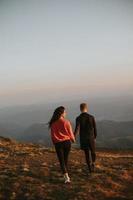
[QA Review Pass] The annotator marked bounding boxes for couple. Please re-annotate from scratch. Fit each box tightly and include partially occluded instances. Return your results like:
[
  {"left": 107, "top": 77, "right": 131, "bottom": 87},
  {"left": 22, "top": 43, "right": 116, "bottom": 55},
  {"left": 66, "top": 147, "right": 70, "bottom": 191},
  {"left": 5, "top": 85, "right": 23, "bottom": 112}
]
[{"left": 48, "top": 103, "right": 97, "bottom": 184}]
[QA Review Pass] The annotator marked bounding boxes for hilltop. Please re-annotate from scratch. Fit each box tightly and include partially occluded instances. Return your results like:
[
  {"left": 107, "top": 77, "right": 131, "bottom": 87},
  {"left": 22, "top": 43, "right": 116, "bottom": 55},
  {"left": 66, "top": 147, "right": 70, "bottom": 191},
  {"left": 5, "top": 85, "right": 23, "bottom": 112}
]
[{"left": 0, "top": 136, "right": 133, "bottom": 200}]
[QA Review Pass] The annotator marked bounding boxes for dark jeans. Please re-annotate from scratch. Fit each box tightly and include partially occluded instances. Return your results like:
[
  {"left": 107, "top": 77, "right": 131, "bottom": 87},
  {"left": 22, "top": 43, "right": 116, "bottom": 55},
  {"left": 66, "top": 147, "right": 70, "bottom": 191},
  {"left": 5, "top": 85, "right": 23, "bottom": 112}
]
[
  {"left": 55, "top": 140, "right": 71, "bottom": 174},
  {"left": 83, "top": 139, "right": 96, "bottom": 168}
]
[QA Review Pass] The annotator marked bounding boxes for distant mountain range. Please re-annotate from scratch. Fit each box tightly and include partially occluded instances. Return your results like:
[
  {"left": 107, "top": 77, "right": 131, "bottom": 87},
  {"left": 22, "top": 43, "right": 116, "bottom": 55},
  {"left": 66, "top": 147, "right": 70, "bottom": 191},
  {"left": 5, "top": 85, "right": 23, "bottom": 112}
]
[
  {"left": 96, "top": 120, "right": 133, "bottom": 149},
  {"left": 0, "top": 97, "right": 133, "bottom": 149},
  {"left": 0, "top": 96, "right": 133, "bottom": 126},
  {"left": 0, "top": 120, "right": 133, "bottom": 149}
]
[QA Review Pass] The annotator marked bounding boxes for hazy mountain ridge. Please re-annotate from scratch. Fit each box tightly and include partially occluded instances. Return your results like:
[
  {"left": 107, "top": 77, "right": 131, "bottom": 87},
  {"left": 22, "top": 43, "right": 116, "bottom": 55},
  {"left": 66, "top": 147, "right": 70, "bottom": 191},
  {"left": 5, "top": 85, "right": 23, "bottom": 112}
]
[
  {"left": 96, "top": 120, "right": 133, "bottom": 149},
  {"left": 0, "top": 120, "right": 133, "bottom": 149},
  {"left": 0, "top": 98, "right": 133, "bottom": 149},
  {"left": 0, "top": 96, "right": 133, "bottom": 126}
]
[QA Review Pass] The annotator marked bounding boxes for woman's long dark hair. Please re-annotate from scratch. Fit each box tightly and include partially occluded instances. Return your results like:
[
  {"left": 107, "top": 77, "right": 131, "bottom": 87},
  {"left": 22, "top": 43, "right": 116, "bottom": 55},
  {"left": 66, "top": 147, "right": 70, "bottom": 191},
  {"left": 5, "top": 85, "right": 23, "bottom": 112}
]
[{"left": 48, "top": 106, "right": 65, "bottom": 128}]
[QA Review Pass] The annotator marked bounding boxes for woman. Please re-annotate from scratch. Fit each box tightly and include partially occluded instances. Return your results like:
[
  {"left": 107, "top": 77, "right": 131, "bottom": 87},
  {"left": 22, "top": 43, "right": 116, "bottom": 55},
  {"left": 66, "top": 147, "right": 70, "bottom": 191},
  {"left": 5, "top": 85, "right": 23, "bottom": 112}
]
[{"left": 49, "top": 106, "right": 75, "bottom": 183}]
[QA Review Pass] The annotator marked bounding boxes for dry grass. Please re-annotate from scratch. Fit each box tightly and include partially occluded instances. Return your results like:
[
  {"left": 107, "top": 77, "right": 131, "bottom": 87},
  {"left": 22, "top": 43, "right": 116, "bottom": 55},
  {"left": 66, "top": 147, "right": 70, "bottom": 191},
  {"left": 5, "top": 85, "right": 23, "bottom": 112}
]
[{"left": 0, "top": 138, "right": 133, "bottom": 200}]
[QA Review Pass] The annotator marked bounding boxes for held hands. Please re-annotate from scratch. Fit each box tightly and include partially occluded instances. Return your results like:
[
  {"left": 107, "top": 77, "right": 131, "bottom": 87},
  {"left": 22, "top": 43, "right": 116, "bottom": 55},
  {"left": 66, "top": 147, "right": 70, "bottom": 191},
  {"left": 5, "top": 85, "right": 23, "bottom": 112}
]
[{"left": 71, "top": 137, "right": 76, "bottom": 143}]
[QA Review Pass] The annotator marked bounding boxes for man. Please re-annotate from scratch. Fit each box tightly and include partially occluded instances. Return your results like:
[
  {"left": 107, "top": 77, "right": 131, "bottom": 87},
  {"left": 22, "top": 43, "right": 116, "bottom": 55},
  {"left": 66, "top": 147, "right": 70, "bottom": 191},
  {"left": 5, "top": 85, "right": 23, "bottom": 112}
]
[{"left": 74, "top": 103, "right": 97, "bottom": 173}]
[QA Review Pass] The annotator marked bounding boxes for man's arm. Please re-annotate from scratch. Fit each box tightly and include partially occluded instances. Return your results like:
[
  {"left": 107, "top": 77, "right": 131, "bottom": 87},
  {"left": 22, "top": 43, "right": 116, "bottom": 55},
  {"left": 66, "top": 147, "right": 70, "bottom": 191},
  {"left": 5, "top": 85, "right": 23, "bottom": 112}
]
[
  {"left": 74, "top": 117, "right": 80, "bottom": 137},
  {"left": 92, "top": 116, "right": 97, "bottom": 138}
]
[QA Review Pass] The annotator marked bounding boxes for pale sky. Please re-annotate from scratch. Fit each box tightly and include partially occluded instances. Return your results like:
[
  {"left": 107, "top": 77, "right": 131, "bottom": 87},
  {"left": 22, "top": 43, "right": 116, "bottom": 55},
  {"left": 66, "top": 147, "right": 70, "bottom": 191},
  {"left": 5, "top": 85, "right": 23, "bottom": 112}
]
[{"left": 0, "top": 0, "right": 133, "bottom": 107}]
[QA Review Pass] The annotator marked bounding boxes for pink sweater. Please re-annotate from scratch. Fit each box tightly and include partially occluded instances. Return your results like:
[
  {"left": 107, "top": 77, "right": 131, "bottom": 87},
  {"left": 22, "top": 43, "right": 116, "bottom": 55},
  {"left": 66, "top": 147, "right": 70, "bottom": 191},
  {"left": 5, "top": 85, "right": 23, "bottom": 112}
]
[{"left": 50, "top": 118, "right": 75, "bottom": 144}]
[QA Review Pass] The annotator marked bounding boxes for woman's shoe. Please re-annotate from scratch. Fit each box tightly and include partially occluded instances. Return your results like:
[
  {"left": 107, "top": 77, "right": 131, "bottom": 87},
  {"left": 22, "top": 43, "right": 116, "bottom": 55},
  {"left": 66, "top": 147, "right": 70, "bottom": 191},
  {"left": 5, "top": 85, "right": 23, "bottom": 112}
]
[{"left": 64, "top": 173, "right": 71, "bottom": 184}]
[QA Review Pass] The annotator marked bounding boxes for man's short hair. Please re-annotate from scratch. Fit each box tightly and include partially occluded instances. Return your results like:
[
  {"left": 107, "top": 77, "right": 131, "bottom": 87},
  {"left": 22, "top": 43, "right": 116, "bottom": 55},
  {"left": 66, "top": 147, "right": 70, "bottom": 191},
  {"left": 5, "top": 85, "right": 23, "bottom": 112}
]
[{"left": 80, "top": 103, "right": 87, "bottom": 111}]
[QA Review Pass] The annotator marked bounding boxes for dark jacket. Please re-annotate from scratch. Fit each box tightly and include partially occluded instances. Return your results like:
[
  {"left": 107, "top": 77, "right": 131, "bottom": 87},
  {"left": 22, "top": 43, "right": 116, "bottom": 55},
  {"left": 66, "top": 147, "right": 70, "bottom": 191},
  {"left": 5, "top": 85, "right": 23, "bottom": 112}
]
[{"left": 74, "top": 112, "right": 97, "bottom": 146}]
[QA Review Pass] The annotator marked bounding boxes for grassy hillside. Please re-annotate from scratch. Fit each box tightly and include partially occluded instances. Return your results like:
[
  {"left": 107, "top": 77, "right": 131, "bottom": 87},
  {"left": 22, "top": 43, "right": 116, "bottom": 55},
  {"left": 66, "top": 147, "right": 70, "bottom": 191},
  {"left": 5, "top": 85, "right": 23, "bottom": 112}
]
[{"left": 0, "top": 136, "right": 133, "bottom": 200}]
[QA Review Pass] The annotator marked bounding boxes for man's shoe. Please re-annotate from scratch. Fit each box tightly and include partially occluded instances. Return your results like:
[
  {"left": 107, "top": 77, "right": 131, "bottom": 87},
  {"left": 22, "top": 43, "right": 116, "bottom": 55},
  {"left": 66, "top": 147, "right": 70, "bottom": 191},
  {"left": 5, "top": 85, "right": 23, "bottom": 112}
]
[
  {"left": 88, "top": 165, "right": 92, "bottom": 173},
  {"left": 91, "top": 163, "right": 95, "bottom": 172}
]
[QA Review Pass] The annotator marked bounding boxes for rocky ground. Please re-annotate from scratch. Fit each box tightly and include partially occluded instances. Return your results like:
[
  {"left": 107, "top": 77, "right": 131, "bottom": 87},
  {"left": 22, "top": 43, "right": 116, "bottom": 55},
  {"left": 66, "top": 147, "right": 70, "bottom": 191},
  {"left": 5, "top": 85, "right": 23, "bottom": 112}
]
[{"left": 0, "top": 136, "right": 133, "bottom": 200}]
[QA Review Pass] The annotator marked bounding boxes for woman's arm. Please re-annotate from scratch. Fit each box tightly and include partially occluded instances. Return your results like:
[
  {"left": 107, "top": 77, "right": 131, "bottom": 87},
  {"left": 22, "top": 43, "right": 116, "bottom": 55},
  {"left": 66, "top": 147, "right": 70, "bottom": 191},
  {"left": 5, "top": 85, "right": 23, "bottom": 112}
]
[{"left": 66, "top": 121, "right": 75, "bottom": 142}]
